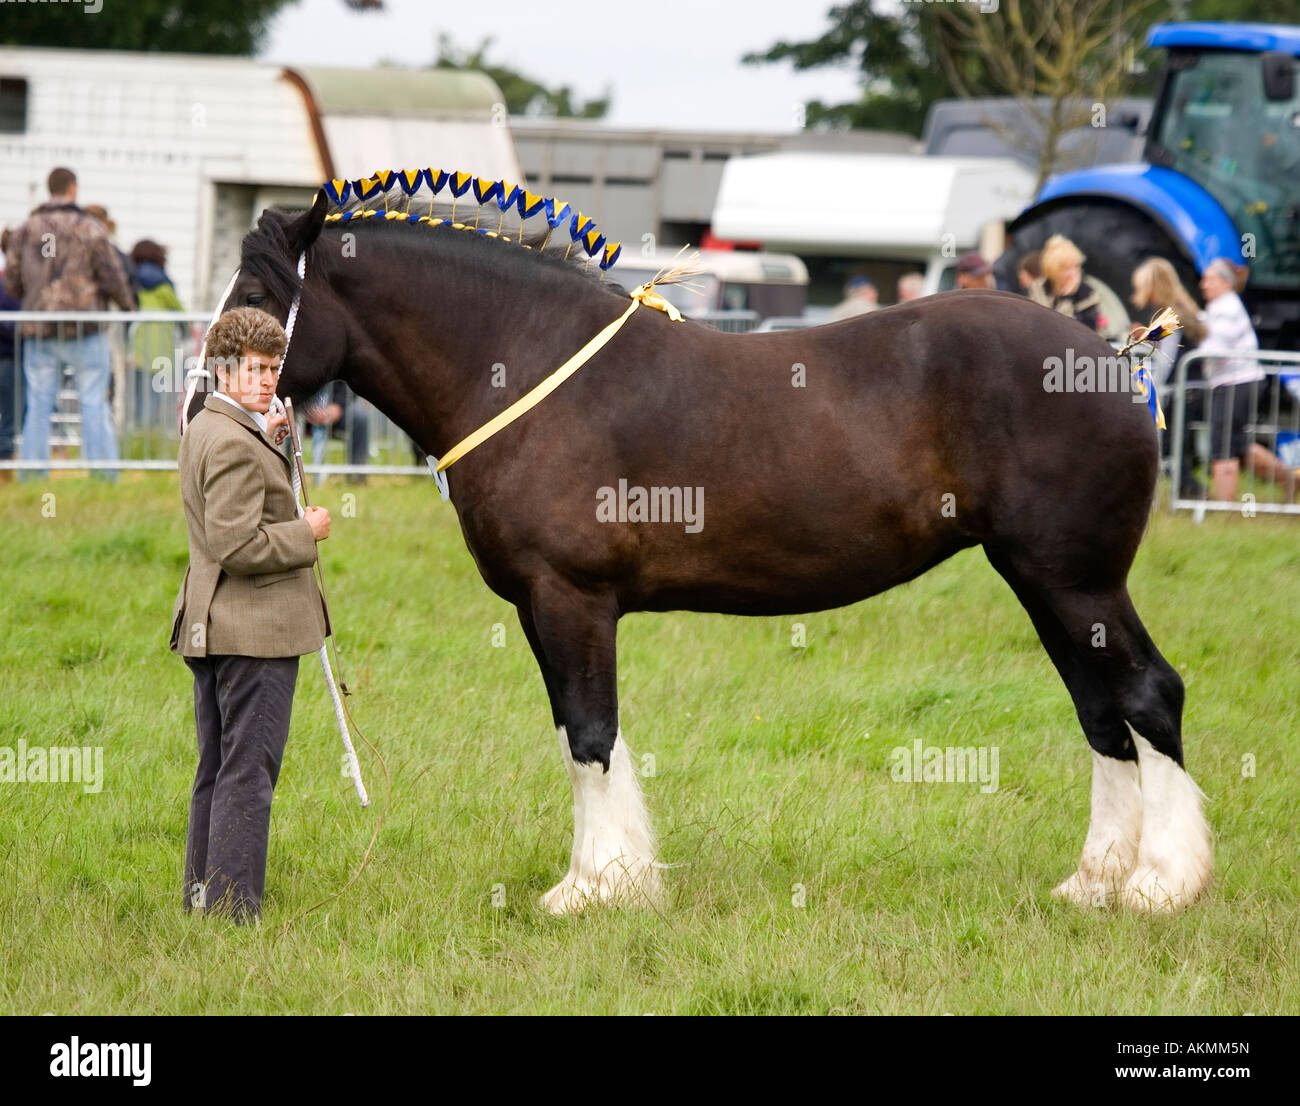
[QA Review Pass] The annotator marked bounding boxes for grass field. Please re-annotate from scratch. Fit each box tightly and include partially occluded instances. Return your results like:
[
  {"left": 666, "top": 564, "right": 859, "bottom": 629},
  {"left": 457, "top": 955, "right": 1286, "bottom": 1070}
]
[{"left": 0, "top": 474, "right": 1296, "bottom": 1015}]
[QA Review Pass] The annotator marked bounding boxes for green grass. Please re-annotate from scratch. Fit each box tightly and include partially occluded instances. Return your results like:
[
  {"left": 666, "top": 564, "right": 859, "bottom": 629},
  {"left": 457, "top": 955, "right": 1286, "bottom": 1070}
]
[{"left": 0, "top": 475, "right": 1296, "bottom": 1014}]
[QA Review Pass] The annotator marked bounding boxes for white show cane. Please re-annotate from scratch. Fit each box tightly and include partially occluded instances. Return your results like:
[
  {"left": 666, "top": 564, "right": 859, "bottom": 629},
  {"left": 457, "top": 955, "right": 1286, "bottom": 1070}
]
[
  {"left": 277, "top": 253, "right": 369, "bottom": 808},
  {"left": 282, "top": 395, "right": 369, "bottom": 808}
]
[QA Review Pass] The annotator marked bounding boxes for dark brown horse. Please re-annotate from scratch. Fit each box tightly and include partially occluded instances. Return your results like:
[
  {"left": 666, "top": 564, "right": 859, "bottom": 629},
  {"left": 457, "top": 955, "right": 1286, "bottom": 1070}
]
[{"left": 186, "top": 193, "right": 1211, "bottom": 914}]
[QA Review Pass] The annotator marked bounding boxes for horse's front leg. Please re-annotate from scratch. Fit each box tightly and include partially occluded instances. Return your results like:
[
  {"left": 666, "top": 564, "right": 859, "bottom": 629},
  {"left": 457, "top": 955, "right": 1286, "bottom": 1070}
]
[{"left": 517, "top": 581, "right": 662, "bottom": 914}]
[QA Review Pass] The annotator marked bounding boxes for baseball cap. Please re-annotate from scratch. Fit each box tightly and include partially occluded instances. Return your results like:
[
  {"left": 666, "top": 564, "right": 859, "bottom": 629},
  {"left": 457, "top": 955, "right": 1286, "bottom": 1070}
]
[{"left": 955, "top": 251, "right": 992, "bottom": 276}]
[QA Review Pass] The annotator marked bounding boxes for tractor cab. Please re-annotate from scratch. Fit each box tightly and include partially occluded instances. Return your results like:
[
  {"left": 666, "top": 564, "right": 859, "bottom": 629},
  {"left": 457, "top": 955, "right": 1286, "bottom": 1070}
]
[
  {"left": 997, "top": 22, "right": 1300, "bottom": 349},
  {"left": 1146, "top": 23, "right": 1300, "bottom": 288}
]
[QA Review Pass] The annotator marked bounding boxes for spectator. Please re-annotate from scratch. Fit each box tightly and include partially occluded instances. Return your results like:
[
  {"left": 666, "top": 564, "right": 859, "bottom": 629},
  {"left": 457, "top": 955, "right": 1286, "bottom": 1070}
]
[
  {"left": 1198, "top": 257, "right": 1293, "bottom": 502},
  {"left": 130, "top": 239, "right": 185, "bottom": 431},
  {"left": 1131, "top": 257, "right": 1207, "bottom": 498},
  {"left": 1028, "top": 235, "right": 1104, "bottom": 333},
  {"left": 3, "top": 167, "right": 134, "bottom": 481},
  {"left": 84, "top": 205, "right": 137, "bottom": 426},
  {"left": 0, "top": 231, "right": 18, "bottom": 484},
  {"left": 829, "top": 275, "right": 878, "bottom": 320},
  {"left": 897, "top": 272, "right": 925, "bottom": 303},
  {"left": 954, "top": 251, "right": 995, "bottom": 290},
  {"left": 1016, "top": 250, "right": 1042, "bottom": 291},
  {"left": 84, "top": 205, "right": 137, "bottom": 298},
  {"left": 1131, "top": 259, "right": 1206, "bottom": 382},
  {"left": 305, "top": 380, "right": 370, "bottom": 485}
]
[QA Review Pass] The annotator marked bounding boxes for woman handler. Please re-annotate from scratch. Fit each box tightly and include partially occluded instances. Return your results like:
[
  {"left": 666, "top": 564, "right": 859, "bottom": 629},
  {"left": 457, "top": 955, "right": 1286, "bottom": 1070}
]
[{"left": 169, "top": 306, "right": 331, "bottom": 922}]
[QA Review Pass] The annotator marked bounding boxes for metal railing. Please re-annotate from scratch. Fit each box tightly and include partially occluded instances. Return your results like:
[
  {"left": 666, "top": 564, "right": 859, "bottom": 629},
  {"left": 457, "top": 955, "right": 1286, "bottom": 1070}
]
[
  {"left": 1167, "top": 348, "right": 1300, "bottom": 517},
  {"left": 754, "top": 316, "right": 811, "bottom": 332},
  {"left": 693, "top": 309, "right": 761, "bottom": 333},
  {"left": 0, "top": 310, "right": 430, "bottom": 477},
  {"left": 6, "top": 309, "right": 1295, "bottom": 507}
]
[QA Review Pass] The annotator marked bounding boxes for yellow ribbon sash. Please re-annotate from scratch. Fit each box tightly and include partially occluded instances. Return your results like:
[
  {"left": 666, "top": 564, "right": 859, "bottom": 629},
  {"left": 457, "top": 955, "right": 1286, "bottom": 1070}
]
[{"left": 435, "top": 284, "right": 683, "bottom": 473}]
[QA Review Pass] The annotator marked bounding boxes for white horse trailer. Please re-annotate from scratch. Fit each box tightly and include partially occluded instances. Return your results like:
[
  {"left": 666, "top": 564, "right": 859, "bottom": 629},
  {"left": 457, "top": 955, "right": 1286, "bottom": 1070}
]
[{"left": 0, "top": 47, "right": 522, "bottom": 310}]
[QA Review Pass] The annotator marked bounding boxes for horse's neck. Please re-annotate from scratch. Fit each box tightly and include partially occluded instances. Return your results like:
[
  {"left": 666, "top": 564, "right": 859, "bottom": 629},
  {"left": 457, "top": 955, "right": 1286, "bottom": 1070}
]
[{"left": 334, "top": 249, "right": 623, "bottom": 458}]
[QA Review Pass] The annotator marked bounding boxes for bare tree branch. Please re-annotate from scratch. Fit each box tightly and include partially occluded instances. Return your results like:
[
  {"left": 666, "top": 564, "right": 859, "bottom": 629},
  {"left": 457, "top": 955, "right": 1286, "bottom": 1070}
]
[{"left": 933, "top": 0, "right": 1159, "bottom": 188}]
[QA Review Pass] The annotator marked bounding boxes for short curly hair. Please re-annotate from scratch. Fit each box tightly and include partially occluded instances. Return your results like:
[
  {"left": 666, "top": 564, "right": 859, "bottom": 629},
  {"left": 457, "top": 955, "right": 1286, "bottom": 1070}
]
[{"left": 204, "top": 306, "right": 287, "bottom": 369}]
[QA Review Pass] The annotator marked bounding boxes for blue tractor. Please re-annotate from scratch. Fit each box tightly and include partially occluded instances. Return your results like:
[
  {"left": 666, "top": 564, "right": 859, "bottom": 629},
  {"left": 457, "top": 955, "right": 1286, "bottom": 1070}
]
[{"left": 996, "top": 22, "right": 1300, "bottom": 349}]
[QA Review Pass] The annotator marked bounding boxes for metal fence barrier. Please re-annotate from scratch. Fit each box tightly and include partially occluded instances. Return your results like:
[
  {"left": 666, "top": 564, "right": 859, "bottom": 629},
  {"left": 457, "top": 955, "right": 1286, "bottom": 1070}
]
[
  {"left": 5, "top": 310, "right": 1296, "bottom": 507},
  {"left": 693, "top": 309, "right": 761, "bottom": 333},
  {"left": 0, "top": 310, "right": 429, "bottom": 477},
  {"left": 1168, "top": 348, "right": 1300, "bottom": 517}
]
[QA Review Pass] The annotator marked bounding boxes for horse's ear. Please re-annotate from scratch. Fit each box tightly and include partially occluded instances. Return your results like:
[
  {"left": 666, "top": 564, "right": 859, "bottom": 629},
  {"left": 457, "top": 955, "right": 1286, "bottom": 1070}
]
[{"left": 286, "top": 189, "right": 328, "bottom": 253}]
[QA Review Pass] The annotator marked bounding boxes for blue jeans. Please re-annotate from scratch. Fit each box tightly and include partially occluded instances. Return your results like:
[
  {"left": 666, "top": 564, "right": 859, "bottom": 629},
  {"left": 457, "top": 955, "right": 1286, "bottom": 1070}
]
[
  {"left": 20, "top": 331, "right": 119, "bottom": 481},
  {"left": 131, "top": 369, "right": 168, "bottom": 430}
]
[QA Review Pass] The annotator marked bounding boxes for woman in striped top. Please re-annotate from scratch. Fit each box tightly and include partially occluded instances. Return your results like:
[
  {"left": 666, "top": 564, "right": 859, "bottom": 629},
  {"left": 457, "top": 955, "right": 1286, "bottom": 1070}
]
[{"left": 1199, "top": 258, "right": 1294, "bottom": 503}]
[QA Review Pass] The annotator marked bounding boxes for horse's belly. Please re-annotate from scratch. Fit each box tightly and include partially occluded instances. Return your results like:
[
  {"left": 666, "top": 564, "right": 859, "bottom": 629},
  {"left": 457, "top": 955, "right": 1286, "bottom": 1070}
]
[{"left": 631, "top": 532, "right": 976, "bottom": 617}]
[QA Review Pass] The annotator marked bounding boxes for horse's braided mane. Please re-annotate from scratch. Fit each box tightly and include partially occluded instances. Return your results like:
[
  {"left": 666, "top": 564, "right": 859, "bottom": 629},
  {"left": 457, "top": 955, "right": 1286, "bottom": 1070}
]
[
  {"left": 239, "top": 167, "right": 639, "bottom": 306},
  {"left": 323, "top": 169, "right": 621, "bottom": 269},
  {"left": 240, "top": 206, "right": 633, "bottom": 313}
]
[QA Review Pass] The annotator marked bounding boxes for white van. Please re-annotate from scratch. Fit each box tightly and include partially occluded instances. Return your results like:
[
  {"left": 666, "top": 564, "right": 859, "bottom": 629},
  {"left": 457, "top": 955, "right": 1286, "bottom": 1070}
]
[{"left": 711, "top": 151, "right": 1035, "bottom": 308}]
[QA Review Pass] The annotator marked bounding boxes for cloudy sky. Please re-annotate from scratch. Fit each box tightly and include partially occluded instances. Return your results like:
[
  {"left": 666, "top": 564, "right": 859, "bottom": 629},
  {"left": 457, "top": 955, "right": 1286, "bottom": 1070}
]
[{"left": 260, "top": 0, "right": 865, "bottom": 132}]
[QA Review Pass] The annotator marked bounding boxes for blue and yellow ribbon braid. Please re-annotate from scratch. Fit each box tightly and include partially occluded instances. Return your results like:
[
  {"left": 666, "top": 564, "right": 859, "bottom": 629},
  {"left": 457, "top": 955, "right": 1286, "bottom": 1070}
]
[{"left": 317, "top": 167, "right": 620, "bottom": 274}]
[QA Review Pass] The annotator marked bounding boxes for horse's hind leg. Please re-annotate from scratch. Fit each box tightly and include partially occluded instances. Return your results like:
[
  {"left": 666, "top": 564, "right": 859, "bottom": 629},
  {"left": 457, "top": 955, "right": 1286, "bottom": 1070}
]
[
  {"left": 517, "top": 582, "right": 661, "bottom": 914},
  {"left": 1078, "top": 590, "right": 1213, "bottom": 913},
  {"left": 987, "top": 551, "right": 1142, "bottom": 907},
  {"left": 1002, "top": 559, "right": 1212, "bottom": 912}
]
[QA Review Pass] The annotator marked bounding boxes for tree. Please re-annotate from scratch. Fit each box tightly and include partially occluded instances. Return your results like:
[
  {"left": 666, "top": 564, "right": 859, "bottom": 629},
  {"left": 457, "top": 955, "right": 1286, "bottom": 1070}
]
[
  {"left": 432, "top": 34, "right": 610, "bottom": 119},
  {"left": 746, "top": 0, "right": 1300, "bottom": 140},
  {"left": 934, "top": 0, "right": 1161, "bottom": 190},
  {"left": 0, "top": 0, "right": 302, "bottom": 54},
  {"left": 742, "top": 0, "right": 988, "bottom": 135}
]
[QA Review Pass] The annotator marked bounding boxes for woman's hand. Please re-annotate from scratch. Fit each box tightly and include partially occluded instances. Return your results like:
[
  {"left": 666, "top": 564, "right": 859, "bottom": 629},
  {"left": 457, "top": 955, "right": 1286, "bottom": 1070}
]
[{"left": 266, "top": 409, "right": 290, "bottom": 446}]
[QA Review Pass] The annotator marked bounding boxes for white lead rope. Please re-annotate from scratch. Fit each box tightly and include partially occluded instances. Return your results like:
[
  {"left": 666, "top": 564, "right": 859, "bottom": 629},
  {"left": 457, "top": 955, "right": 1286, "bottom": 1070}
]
[
  {"left": 287, "top": 414, "right": 370, "bottom": 809},
  {"left": 181, "top": 267, "right": 241, "bottom": 433},
  {"left": 187, "top": 255, "right": 369, "bottom": 807}
]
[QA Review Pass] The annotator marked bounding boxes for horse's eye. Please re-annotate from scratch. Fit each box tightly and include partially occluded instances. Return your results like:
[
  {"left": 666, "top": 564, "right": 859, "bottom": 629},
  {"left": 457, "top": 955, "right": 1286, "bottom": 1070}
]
[{"left": 246, "top": 293, "right": 265, "bottom": 306}]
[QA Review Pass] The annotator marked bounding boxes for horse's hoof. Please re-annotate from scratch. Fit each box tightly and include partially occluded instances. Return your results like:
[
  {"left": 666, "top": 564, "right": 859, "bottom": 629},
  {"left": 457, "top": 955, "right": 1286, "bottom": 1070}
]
[
  {"left": 1052, "top": 871, "right": 1126, "bottom": 909},
  {"left": 539, "top": 877, "right": 596, "bottom": 915},
  {"left": 1119, "top": 864, "right": 1207, "bottom": 913},
  {"left": 1053, "top": 872, "right": 1104, "bottom": 908},
  {"left": 538, "top": 864, "right": 663, "bottom": 915}
]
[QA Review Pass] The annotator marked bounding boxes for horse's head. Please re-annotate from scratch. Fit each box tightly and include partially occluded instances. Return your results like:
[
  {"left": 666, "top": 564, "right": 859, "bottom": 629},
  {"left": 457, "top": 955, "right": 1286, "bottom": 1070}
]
[{"left": 184, "top": 189, "right": 347, "bottom": 428}]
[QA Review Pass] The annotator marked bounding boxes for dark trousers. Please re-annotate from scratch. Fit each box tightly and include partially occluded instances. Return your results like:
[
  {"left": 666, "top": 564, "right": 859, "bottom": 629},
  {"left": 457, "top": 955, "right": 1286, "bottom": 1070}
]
[
  {"left": 0, "top": 352, "right": 15, "bottom": 457},
  {"left": 1170, "top": 385, "right": 1205, "bottom": 491},
  {"left": 183, "top": 653, "right": 300, "bottom": 921}
]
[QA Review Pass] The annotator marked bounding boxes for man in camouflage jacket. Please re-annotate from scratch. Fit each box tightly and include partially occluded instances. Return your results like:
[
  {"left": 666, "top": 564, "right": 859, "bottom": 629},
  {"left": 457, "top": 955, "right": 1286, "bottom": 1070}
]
[{"left": 3, "top": 167, "right": 134, "bottom": 477}]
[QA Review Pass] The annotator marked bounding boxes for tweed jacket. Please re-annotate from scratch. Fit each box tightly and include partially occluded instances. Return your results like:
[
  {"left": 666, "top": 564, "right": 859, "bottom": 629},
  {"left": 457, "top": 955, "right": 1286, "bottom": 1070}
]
[{"left": 170, "top": 394, "right": 330, "bottom": 658}]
